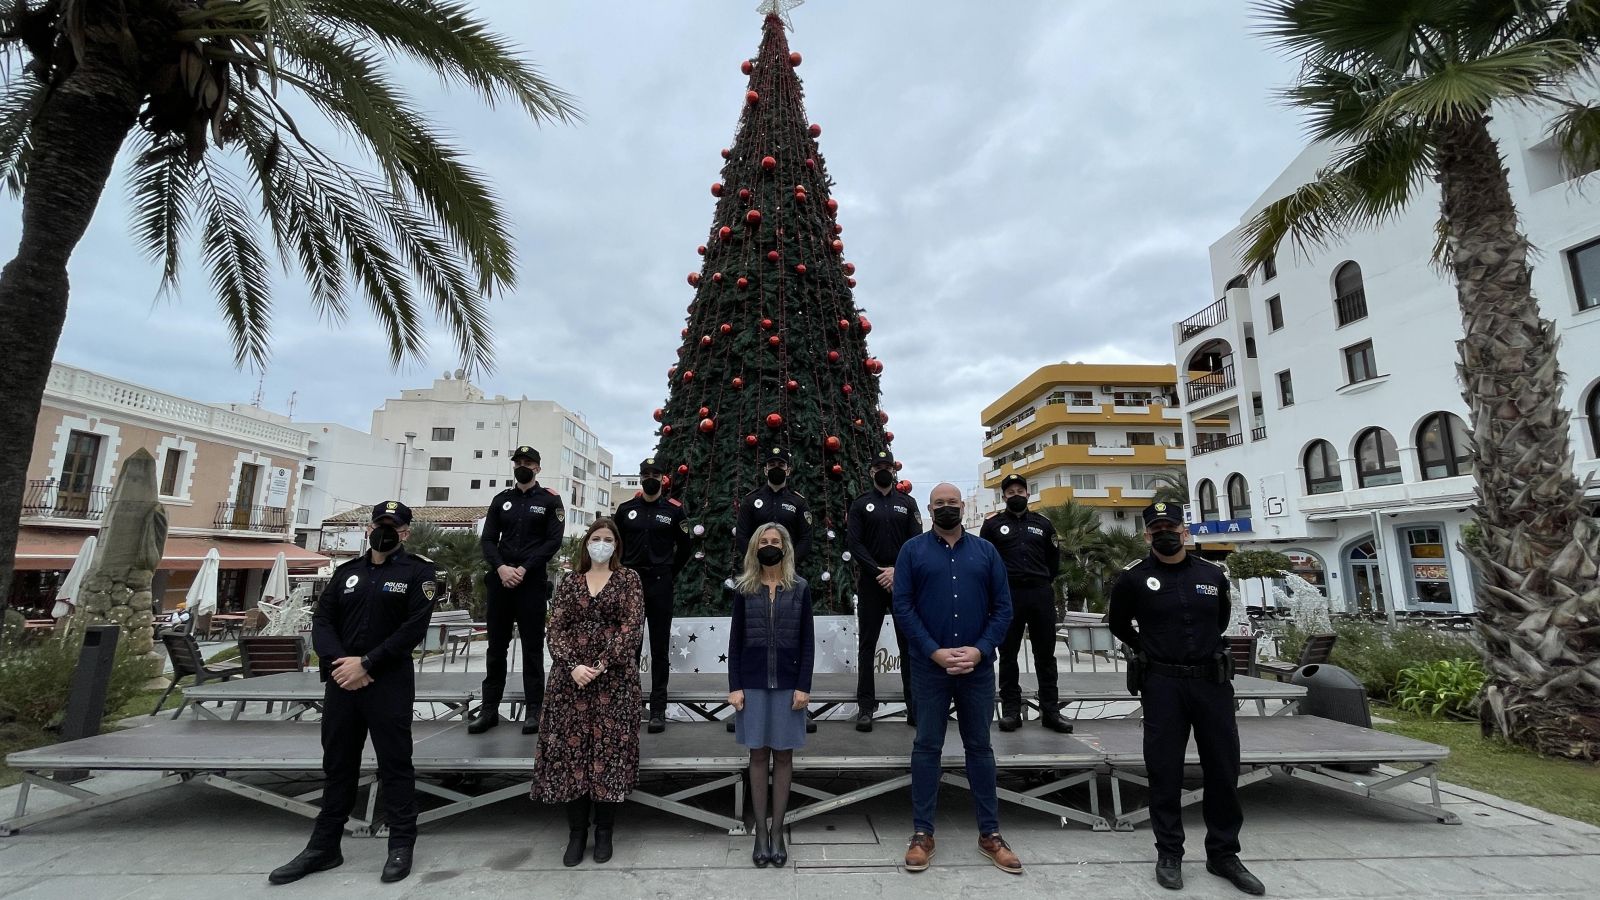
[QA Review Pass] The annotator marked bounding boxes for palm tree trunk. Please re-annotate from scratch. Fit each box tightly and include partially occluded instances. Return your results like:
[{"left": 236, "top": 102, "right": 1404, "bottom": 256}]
[
  {"left": 0, "top": 52, "right": 142, "bottom": 642},
  {"left": 1436, "top": 114, "right": 1600, "bottom": 759}
]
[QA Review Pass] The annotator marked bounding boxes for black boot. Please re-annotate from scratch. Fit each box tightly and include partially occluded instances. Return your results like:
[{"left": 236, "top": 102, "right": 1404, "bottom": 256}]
[
  {"left": 1156, "top": 856, "right": 1183, "bottom": 890},
  {"left": 751, "top": 820, "right": 770, "bottom": 868},
  {"left": 855, "top": 706, "right": 873, "bottom": 732},
  {"left": 1040, "top": 712, "right": 1075, "bottom": 734},
  {"left": 593, "top": 802, "right": 616, "bottom": 864},
  {"left": 522, "top": 707, "right": 540, "bottom": 735},
  {"left": 467, "top": 702, "right": 500, "bottom": 734},
  {"left": 380, "top": 846, "right": 412, "bottom": 883},
  {"left": 997, "top": 709, "right": 1022, "bottom": 732},
  {"left": 1207, "top": 855, "right": 1265, "bottom": 895},
  {"left": 268, "top": 847, "right": 343, "bottom": 885},
  {"left": 563, "top": 797, "right": 590, "bottom": 867},
  {"left": 648, "top": 705, "right": 666, "bottom": 734}
]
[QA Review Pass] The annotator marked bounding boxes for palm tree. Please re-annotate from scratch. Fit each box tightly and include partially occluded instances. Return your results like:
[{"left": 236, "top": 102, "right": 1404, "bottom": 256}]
[
  {"left": 0, "top": 2, "right": 576, "bottom": 619},
  {"left": 1148, "top": 469, "right": 1189, "bottom": 506},
  {"left": 1245, "top": 1, "right": 1600, "bottom": 757},
  {"left": 1041, "top": 501, "right": 1150, "bottom": 612}
]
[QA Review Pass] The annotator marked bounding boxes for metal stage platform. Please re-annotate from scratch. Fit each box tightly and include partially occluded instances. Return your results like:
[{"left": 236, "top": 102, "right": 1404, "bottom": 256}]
[{"left": 5, "top": 714, "right": 1448, "bottom": 838}]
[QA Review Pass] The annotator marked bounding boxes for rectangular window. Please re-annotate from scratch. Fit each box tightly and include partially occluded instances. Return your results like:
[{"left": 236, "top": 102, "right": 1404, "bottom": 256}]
[
  {"left": 1113, "top": 391, "right": 1152, "bottom": 407},
  {"left": 476, "top": 422, "right": 484, "bottom": 430},
  {"left": 1066, "top": 431, "right": 1095, "bottom": 445},
  {"left": 431, "top": 427, "right": 455, "bottom": 441},
  {"left": 1262, "top": 253, "right": 1277, "bottom": 281},
  {"left": 59, "top": 430, "right": 102, "bottom": 515},
  {"left": 1129, "top": 473, "right": 1162, "bottom": 490},
  {"left": 302, "top": 464, "right": 316, "bottom": 483},
  {"left": 160, "top": 448, "right": 182, "bottom": 496},
  {"left": 1070, "top": 474, "right": 1098, "bottom": 490},
  {"left": 492, "top": 449, "right": 499, "bottom": 457},
  {"left": 1126, "top": 431, "right": 1156, "bottom": 446},
  {"left": 599, "top": 463, "right": 611, "bottom": 480},
  {"left": 295, "top": 508, "right": 310, "bottom": 525},
  {"left": 470, "top": 479, "right": 481, "bottom": 490},
  {"left": 1277, "top": 370, "right": 1295, "bottom": 407},
  {"left": 1171, "top": 432, "right": 1185, "bottom": 448},
  {"left": 429, "top": 457, "right": 453, "bottom": 471},
  {"left": 426, "top": 486, "right": 450, "bottom": 502},
  {"left": 489, "top": 479, "right": 497, "bottom": 488},
  {"left": 1344, "top": 340, "right": 1378, "bottom": 384},
  {"left": 1567, "top": 237, "right": 1600, "bottom": 311},
  {"left": 474, "top": 450, "right": 484, "bottom": 459},
  {"left": 1267, "top": 295, "right": 1283, "bottom": 331},
  {"left": 1404, "top": 526, "right": 1455, "bottom": 606},
  {"left": 598, "top": 490, "right": 610, "bottom": 508}
]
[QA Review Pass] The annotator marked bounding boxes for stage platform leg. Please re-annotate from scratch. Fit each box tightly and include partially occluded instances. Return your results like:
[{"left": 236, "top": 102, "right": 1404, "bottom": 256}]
[{"left": 941, "top": 772, "right": 1110, "bottom": 831}]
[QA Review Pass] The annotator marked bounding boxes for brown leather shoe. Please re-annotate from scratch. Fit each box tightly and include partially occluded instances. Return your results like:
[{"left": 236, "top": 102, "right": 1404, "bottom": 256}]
[
  {"left": 903, "top": 832, "right": 935, "bottom": 871},
  {"left": 979, "top": 833, "right": 1022, "bottom": 874}
]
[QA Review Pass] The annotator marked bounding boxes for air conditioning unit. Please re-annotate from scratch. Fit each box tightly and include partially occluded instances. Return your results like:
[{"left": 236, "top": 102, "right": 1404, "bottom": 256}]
[{"left": 1100, "top": 385, "right": 1115, "bottom": 393}]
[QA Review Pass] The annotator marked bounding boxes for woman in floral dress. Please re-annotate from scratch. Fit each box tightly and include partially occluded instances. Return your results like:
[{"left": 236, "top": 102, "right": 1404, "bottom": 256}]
[{"left": 531, "top": 518, "right": 644, "bottom": 867}]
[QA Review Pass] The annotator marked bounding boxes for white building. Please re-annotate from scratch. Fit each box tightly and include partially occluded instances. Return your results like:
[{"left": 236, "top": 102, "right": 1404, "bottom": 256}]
[
  {"left": 610, "top": 473, "right": 643, "bottom": 513},
  {"left": 369, "top": 372, "right": 616, "bottom": 535},
  {"left": 1173, "top": 103, "right": 1600, "bottom": 614},
  {"left": 291, "top": 422, "right": 430, "bottom": 549}
]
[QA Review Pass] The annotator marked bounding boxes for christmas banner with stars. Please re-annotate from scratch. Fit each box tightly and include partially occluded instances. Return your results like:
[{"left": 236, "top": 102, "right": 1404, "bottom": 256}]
[{"left": 638, "top": 615, "right": 905, "bottom": 676}]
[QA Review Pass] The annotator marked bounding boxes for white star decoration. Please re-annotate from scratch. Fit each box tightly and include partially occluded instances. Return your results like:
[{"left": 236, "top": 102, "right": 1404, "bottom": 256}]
[{"left": 757, "top": 0, "right": 804, "bottom": 26}]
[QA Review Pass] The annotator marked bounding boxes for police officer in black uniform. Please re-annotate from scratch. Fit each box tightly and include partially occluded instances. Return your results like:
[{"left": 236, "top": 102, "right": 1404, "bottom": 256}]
[
  {"left": 846, "top": 449, "right": 922, "bottom": 732},
  {"left": 615, "top": 456, "right": 692, "bottom": 733},
  {"left": 735, "top": 447, "right": 813, "bottom": 562},
  {"left": 470, "top": 445, "right": 565, "bottom": 735},
  {"left": 270, "top": 501, "right": 435, "bottom": 886},
  {"left": 981, "top": 474, "right": 1073, "bottom": 734},
  {"left": 1108, "top": 502, "right": 1264, "bottom": 896}
]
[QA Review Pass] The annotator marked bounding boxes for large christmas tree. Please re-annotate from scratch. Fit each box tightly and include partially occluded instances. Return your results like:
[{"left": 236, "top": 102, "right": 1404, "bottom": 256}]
[{"left": 653, "top": 6, "right": 899, "bottom": 614}]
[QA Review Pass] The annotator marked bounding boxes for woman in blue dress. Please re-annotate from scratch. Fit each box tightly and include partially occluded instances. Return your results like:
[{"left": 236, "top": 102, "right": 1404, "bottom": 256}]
[{"left": 727, "top": 522, "right": 814, "bottom": 868}]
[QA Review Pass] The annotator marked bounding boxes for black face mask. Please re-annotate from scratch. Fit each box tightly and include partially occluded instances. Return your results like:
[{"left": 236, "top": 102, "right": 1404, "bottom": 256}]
[
  {"left": 1151, "top": 530, "right": 1184, "bottom": 557},
  {"left": 756, "top": 545, "right": 785, "bottom": 567},
  {"left": 369, "top": 524, "right": 401, "bottom": 554},
  {"left": 931, "top": 506, "right": 962, "bottom": 529},
  {"left": 641, "top": 477, "right": 662, "bottom": 496},
  {"left": 513, "top": 465, "right": 535, "bottom": 485},
  {"left": 872, "top": 469, "right": 895, "bottom": 489},
  {"left": 766, "top": 467, "right": 787, "bottom": 487},
  {"left": 1005, "top": 495, "right": 1029, "bottom": 514}
]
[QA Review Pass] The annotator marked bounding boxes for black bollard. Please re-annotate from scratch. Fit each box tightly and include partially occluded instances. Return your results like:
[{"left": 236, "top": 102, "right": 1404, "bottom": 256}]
[{"left": 56, "top": 625, "right": 121, "bottom": 782}]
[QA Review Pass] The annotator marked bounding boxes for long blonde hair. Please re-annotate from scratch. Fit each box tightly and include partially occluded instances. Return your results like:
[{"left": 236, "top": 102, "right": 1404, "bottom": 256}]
[{"left": 736, "top": 522, "right": 797, "bottom": 594}]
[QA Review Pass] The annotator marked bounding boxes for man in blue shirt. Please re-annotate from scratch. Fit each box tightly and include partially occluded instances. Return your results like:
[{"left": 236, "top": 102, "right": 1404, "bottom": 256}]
[{"left": 892, "top": 482, "right": 1020, "bottom": 875}]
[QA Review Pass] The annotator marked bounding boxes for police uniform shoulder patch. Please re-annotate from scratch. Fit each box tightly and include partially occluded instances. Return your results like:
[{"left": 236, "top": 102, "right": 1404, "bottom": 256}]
[
  {"left": 546, "top": 487, "right": 559, "bottom": 496},
  {"left": 411, "top": 553, "right": 433, "bottom": 563},
  {"left": 1197, "top": 556, "right": 1224, "bottom": 568},
  {"left": 668, "top": 498, "right": 682, "bottom": 507},
  {"left": 679, "top": 520, "right": 691, "bottom": 533},
  {"left": 1121, "top": 558, "right": 1142, "bottom": 572},
  {"left": 803, "top": 510, "right": 813, "bottom": 524},
  {"left": 555, "top": 507, "right": 565, "bottom": 522},
  {"left": 422, "top": 581, "right": 437, "bottom": 602}
]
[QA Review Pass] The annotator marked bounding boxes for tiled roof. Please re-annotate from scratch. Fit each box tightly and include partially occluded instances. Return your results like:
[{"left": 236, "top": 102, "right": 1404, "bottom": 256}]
[{"left": 322, "top": 505, "right": 487, "bottom": 526}]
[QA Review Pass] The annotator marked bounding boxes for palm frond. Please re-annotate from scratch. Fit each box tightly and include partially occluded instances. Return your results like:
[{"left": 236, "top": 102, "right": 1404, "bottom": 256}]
[
  {"left": 127, "top": 129, "right": 194, "bottom": 292},
  {"left": 1369, "top": 39, "right": 1587, "bottom": 123},
  {"left": 1282, "top": 62, "right": 1408, "bottom": 139},
  {"left": 0, "top": 74, "right": 45, "bottom": 195},
  {"left": 196, "top": 162, "right": 273, "bottom": 366},
  {"left": 1253, "top": 0, "right": 1447, "bottom": 72},
  {"left": 1547, "top": 100, "right": 1600, "bottom": 180}
]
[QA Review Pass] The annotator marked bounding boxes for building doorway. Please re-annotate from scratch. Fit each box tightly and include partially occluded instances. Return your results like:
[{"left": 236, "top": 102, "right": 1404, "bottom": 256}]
[
  {"left": 1345, "top": 537, "right": 1387, "bottom": 615},
  {"left": 234, "top": 463, "right": 261, "bottom": 529}
]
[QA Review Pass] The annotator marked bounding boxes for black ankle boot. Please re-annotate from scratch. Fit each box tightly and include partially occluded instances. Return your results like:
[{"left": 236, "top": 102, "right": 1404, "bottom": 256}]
[
  {"left": 563, "top": 828, "right": 587, "bottom": 867},
  {"left": 751, "top": 821, "right": 770, "bottom": 868},
  {"left": 592, "top": 801, "right": 616, "bottom": 863}
]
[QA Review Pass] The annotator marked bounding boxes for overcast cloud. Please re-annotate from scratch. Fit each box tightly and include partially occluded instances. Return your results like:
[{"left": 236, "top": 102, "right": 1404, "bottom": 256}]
[{"left": 4, "top": 1, "right": 1308, "bottom": 493}]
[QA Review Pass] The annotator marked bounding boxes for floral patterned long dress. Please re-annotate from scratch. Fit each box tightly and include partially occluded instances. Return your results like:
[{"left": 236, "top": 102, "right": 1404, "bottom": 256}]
[{"left": 531, "top": 567, "right": 645, "bottom": 804}]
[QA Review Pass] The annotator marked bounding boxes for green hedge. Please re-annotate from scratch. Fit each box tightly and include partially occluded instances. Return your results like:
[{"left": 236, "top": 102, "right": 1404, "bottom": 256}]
[
  {"left": 1279, "top": 621, "right": 1477, "bottom": 700},
  {"left": 0, "top": 634, "right": 159, "bottom": 730}
]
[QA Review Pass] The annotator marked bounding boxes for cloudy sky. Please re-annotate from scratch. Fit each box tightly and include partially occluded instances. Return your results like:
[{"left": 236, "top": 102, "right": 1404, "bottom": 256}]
[{"left": 8, "top": 0, "right": 1311, "bottom": 493}]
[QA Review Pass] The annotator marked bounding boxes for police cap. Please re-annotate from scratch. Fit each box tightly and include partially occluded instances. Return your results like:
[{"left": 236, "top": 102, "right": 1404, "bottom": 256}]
[
  {"left": 372, "top": 500, "right": 413, "bottom": 526},
  {"left": 512, "top": 445, "right": 540, "bottom": 464},
  {"left": 1000, "top": 474, "right": 1028, "bottom": 492},
  {"left": 764, "top": 446, "right": 792, "bottom": 466},
  {"left": 870, "top": 449, "right": 896, "bottom": 467},
  {"left": 1141, "top": 501, "right": 1184, "bottom": 528},
  {"left": 639, "top": 457, "right": 666, "bottom": 475}
]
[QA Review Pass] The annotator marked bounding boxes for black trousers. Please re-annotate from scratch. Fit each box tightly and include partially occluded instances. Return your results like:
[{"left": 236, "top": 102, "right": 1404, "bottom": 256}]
[
  {"left": 856, "top": 577, "right": 912, "bottom": 709},
  {"left": 481, "top": 571, "right": 548, "bottom": 716},
  {"left": 998, "top": 582, "right": 1059, "bottom": 716},
  {"left": 1140, "top": 673, "right": 1243, "bottom": 860},
  {"left": 309, "top": 677, "right": 417, "bottom": 852},
  {"left": 637, "top": 568, "right": 674, "bottom": 712}
]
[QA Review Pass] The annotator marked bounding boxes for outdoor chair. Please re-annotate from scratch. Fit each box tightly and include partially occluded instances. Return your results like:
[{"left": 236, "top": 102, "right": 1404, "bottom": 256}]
[
  {"left": 239, "top": 635, "right": 309, "bottom": 715},
  {"left": 1226, "top": 634, "right": 1268, "bottom": 715},
  {"left": 190, "top": 612, "right": 216, "bottom": 641},
  {"left": 152, "top": 629, "right": 243, "bottom": 718},
  {"left": 1257, "top": 632, "right": 1337, "bottom": 683},
  {"left": 240, "top": 608, "right": 267, "bottom": 637}
]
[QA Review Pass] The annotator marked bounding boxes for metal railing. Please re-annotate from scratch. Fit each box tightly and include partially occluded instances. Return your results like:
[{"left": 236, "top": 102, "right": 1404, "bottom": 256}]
[
  {"left": 1186, "top": 364, "right": 1237, "bottom": 403},
  {"left": 1335, "top": 288, "right": 1368, "bottom": 326},
  {"left": 21, "top": 479, "right": 111, "bottom": 520},
  {"left": 1192, "top": 433, "right": 1245, "bottom": 456},
  {"left": 1252, "top": 426, "right": 1268, "bottom": 442},
  {"left": 1179, "top": 296, "right": 1229, "bottom": 340},
  {"left": 214, "top": 503, "right": 290, "bottom": 533}
]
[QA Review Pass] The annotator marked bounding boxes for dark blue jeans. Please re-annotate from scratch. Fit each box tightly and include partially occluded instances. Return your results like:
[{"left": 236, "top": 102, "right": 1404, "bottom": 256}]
[{"left": 908, "top": 655, "right": 999, "bottom": 835}]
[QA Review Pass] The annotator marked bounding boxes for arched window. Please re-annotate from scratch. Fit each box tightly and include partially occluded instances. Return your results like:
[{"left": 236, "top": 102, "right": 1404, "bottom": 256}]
[
  {"left": 1589, "top": 384, "right": 1600, "bottom": 458},
  {"left": 1225, "top": 273, "right": 1249, "bottom": 290},
  {"left": 1304, "top": 440, "right": 1342, "bottom": 494},
  {"left": 1226, "top": 474, "right": 1251, "bottom": 519},
  {"left": 1197, "top": 479, "right": 1219, "bottom": 522},
  {"left": 1355, "top": 427, "right": 1403, "bottom": 487},
  {"left": 1334, "top": 261, "right": 1368, "bottom": 325},
  {"left": 1417, "top": 412, "right": 1474, "bottom": 479}
]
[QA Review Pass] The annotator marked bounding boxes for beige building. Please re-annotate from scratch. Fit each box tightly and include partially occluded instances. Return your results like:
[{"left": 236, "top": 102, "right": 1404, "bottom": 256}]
[{"left": 11, "top": 363, "right": 327, "bottom": 618}]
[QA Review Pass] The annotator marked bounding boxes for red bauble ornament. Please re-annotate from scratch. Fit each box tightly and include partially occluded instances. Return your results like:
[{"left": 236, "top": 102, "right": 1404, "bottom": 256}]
[
  {"left": 720, "top": 322, "right": 732, "bottom": 335},
  {"left": 858, "top": 314, "right": 873, "bottom": 333},
  {"left": 768, "top": 334, "right": 781, "bottom": 348},
  {"left": 652, "top": 408, "right": 664, "bottom": 422},
  {"left": 766, "top": 413, "right": 784, "bottom": 429},
  {"left": 831, "top": 239, "right": 844, "bottom": 254},
  {"left": 894, "top": 460, "right": 903, "bottom": 471},
  {"left": 661, "top": 424, "right": 673, "bottom": 435},
  {"left": 745, "top": 434, "right": 759, "bottom": 447},
  {"left": 661, "top": 474, "right": 672, "bottom": 489},
  {"left": 745, "top": 90, "right": 759, "bottom": 104},
  {"left": 854, "top": 417, "right": 865, "bottom": 427},
  {"left": 718, "top": 226, "right": 733, "bottom": 241},
  {"left": 793, "top": 189, "right": 807, "bottom": 202},
  {"left": 898, "top": 479, "right": 912, "bottom": 493},
  {"left": 761, "top": 155, "right": 777, "bottom": 171},
  {"left": 842, "top": 261, "right": 856, "bottom": 275},
  {"left": 679, "top": 328, "right": 688, "bottom": 338},
  {"left": 846, "top": 277, "right": 857, "bottom": 288},
  {"left": 824, "top": 435, "right": 842, "bottom": 453},
  {"left": 838, "top": 318, "right": 850, "bottom": 330},
  {"left": 682, "top": 369, "right": 695, "bottom": 382},
  {"left": 720, "top": 148, "right": 731, "bottom": 159},
  {"left": 699, "top": 418, "right": 715, "bottom": 434},
  {"left": 687, "top": 272, "right": 700, "bottom": 286},
  {"left": 760, "top": 317, "right": 774, "bottom": 330},
  {"left": 805, "top": 158, "right": 816, "bottom": 169},
  {"left": 842, "top": 383, "right": 853, "bottom": 395},
  {"left": 885, "top": 431, "right": 895, "bottom": 443},
  {"left": 785, "top": 379, "right": 799, "bottom": 392},
  {"left": 668, "top": 364, "right": 678, "bottom": 377},
  {"left": 731, "top": 376, "right": 745, "bottom": 390},
  {"left": 678, "top": 464, "right": 690, "bottom": 476},
  {"left": 711, "top": 182, "right": 724, "bottom": 197},
  {"left": 864, "top": 358, "right": 881, "bottom": 374},
  {"left": 794, "top": 264, "right": 807, "bottom": 276},
  {"left": 826, "top": 198, "right": 839, "bottom": 215},
  {"left": 879, "top": 411, "right": 889, "bottom": 425},
  {"left": 711, "top": 272, "right": 723, "bottom": 284},
  {"left": 827, "top": 350, "right": 841, "bottom": 363},
  {"left": 696, "top": 244, "right": 707, "bottom": 255},
  {"left": 789, "top": 51, "right": 802, "bottom": 67},
  {"left": 699, "top": 335, "right": 712, "bottom": 347},
  {"left": 831, "top": 463, "right": 844, "bottom": 476},
  {"left": 767, "top": 250, "right": 780, "bottom": 263},
  {"left": 697, "top": 406, "right": 709, "bottom": 418},
  {"left": 741, "top": 59, "right": 753, "bottom": 75},
  {"left": 809, "top": 123, "right": 822, "bottom": 138},
  {"left": 736, "top": 277, "right": 750, "bottom": 289},
  {"left": 738, "top": 187, "right": 751, "bottom": 201},
  {"left": 746, "top": 209, "right": 762, "bottom": 225},
  {"left": 833, "top": 223, "right": 843, "bottom": 234}
]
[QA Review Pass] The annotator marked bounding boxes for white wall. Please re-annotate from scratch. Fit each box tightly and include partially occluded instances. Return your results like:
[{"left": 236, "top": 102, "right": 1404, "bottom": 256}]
[{"left": 291, "top": 421, "right": 428, "bottom": 539}]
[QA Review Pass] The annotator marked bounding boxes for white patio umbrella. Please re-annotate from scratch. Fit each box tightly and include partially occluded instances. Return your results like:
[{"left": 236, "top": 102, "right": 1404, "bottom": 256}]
[
  {"left": 257, "top": 551, "right": 308, "bottom": 636},
  {"left": 50, "top": 534, "right": 98, "bottom": 618},
  {"left": 259, "top": 551, "right": 289, "bottom": 605},
  {"left": 185, "top": 547, "right": 223, "bottom": 620}
]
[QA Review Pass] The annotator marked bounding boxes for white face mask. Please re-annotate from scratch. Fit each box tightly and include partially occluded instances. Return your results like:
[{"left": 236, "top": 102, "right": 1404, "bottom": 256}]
[{"left": 588, "top": 541, "right": 615, "bottom": 564}]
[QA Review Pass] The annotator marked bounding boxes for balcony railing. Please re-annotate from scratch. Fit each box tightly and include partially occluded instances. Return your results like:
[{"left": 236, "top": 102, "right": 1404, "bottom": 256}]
[
  {"left": 1186, "top": 364, "right": 1237, "bottom": 403},
  {"left": 1252, "top": 426, "right": 1268, "bottom": 442},
  {"left": 1335, "top": 288, "right": 1368, "bottom": 326},
  {"left": 1179, "top": 296, "right": 1229, "bottom": 340},
  {"left": 1192, "top": 433, "right": 1244, "bottom": 456},
  {"left": 22, "top": 479, "right": 111, "bottom": 520},
  {"left": 214, "top": 502, "right": 290, "bottom": 533}
]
